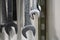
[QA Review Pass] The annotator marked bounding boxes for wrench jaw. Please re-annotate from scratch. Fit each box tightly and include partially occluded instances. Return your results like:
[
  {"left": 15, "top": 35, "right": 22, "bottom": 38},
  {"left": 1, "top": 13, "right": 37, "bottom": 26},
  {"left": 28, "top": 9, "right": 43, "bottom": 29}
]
[
  {"left": 22, "top": 25, "right": 35, "bottom": 38},
  {"left": 3, "top": 22, "right": 18, "bottom": 35},
  {"left": 0, "top": 23, "right": 11, "bottom": 35}
]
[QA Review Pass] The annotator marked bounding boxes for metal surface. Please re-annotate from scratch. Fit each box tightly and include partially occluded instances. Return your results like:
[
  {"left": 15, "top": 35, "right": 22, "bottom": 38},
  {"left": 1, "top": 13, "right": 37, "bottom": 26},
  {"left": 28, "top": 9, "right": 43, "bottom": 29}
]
[
  {"left": 2, "top": 0, "right": 18, "bottom": 35},
  {"left": 0, "top": 0, "right": 18, "bottom": 40},
  {"left": 22, "top": 0, "right": 35, "bottom": 38}
]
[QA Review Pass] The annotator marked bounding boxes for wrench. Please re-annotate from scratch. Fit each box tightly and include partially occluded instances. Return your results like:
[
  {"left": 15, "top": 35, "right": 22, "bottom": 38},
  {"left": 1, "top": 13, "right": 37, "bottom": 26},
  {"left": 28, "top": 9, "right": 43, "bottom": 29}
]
[
  {"left": 1, "top": 0, "right": 18, "bottom": 35},
  {"left": 5, "top": 0, "right": 18, "bottom": 35},
  {"left": 22, "top": 0, "right": 35, "bottom": 38}
]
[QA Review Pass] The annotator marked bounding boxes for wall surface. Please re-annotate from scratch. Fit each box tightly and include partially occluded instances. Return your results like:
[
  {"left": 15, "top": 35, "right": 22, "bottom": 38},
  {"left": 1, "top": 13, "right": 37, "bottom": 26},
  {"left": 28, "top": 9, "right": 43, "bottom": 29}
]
[{"left": 47, "top": 0, "right": 60, "bottom": 40}]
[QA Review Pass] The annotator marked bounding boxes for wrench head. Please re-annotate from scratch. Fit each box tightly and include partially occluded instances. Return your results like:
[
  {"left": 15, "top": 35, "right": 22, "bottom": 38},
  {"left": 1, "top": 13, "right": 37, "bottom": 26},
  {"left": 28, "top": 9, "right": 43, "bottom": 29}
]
[
  {"left": 22, "top": 25, "right": 35, "bottom": 38},
  {"left": 5, "top": 22, "right": 18, "bottom": 35}
]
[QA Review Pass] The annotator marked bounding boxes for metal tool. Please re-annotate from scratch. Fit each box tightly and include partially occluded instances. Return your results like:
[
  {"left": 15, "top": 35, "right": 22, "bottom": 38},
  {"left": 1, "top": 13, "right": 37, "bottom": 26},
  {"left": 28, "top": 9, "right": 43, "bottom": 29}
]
[
  {"left": 22, "top": 0, "right": 35, "bottom": 38},
  {"left": 5, "top": 0, "right": 17, "bottom": 35},
  {"left": 1, "top": 0, "right": 18, "bottom": 35}
]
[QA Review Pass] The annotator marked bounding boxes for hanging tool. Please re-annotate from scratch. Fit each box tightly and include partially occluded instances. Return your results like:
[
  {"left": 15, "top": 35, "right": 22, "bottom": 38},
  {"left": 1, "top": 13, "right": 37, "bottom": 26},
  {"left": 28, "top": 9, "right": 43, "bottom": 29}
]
[
  {"left": 22, "top": 0, "right": 35, "bottom": 38},
  {"left": 1, "top": 0, "right": 18, "bottom": 36}
]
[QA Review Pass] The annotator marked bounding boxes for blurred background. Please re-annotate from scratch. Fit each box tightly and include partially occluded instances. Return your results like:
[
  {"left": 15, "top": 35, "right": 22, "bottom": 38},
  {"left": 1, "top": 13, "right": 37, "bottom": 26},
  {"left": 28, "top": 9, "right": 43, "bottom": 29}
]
[{"left": 0, "top": 0, "right": 60, "bottom": 40}]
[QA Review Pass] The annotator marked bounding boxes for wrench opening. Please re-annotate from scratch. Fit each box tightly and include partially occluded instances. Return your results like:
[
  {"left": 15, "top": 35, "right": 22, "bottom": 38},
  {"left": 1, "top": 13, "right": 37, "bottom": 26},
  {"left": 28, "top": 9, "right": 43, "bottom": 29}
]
[{"left": 22, "top": 25, "right": 35, "bottom": 38}]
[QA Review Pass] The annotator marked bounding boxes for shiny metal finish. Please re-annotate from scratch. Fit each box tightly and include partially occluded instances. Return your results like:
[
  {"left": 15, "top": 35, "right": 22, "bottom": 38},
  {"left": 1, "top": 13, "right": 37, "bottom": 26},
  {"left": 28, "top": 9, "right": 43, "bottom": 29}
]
[{"left": 22, "top": 0, "right": 35, "bottom": 38}]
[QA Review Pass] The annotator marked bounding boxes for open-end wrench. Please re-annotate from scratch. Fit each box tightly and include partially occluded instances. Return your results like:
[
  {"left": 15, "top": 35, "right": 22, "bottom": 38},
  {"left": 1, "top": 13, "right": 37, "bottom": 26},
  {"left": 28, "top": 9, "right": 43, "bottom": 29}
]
[
  {"left": 5, "top": 0, "right": 18, "bottom": 35},
  {"left": 1, "top": 0, "right": 18, "bottom": 35},
  {"left": 22, "top": 0, "right": 35, "bottom": 38}
]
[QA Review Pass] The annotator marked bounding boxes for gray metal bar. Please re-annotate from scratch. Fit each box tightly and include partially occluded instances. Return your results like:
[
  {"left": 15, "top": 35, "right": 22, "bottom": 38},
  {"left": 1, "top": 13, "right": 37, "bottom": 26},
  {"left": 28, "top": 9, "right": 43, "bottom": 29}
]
[{"left": 24, "top": 0, "right": 31, "bottom": 25}]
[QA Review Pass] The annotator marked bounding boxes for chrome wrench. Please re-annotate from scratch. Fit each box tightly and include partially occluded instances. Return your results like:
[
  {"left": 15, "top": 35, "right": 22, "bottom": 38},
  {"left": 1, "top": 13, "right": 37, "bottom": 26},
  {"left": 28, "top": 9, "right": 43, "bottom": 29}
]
[
  {"left": 1, "top": 0, "right": 18, "bottom": 36},
  {"left": 22, "top": 0, "right": 35, "bottom": 38}
]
